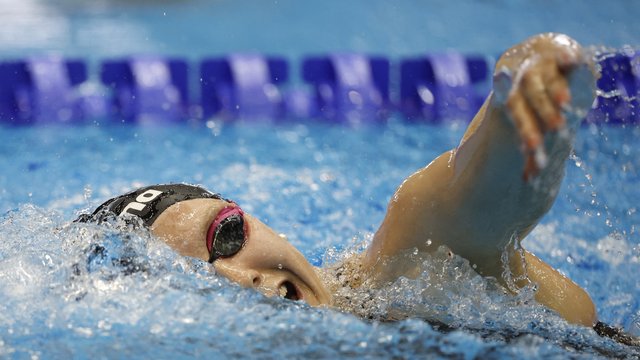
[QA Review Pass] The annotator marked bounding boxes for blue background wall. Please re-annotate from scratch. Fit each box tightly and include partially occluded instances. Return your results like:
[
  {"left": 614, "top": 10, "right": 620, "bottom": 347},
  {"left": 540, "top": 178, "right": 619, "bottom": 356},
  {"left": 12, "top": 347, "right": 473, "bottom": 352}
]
[{"left": 0, "top": 0, "right": 637, "bottom": 59}]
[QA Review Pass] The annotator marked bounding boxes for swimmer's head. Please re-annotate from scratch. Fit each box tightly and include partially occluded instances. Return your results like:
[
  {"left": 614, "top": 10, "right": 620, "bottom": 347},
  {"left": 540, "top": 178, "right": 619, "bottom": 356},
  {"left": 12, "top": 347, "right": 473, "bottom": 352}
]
[
  {"left": 76, "top": 184, "right": 248, "bottom": 262},
  {"left": 77, "top": 184, "right": 332, "bottom": 306},
  {"left": 75, "top": 183, "right": 224, "bottom": 227}
]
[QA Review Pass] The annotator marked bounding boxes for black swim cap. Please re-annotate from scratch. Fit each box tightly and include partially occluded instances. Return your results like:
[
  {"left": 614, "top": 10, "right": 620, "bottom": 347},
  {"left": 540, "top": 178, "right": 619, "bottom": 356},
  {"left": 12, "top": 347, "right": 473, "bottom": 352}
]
[{"left": 75, "top": 184, "right": 223, "bottom": 227}]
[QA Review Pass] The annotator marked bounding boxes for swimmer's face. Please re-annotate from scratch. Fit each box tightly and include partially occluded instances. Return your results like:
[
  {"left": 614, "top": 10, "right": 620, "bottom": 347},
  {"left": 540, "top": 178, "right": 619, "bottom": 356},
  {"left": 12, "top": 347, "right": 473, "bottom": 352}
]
[{"left": 150, "top": 198, "right": 332, "bottom": 306}]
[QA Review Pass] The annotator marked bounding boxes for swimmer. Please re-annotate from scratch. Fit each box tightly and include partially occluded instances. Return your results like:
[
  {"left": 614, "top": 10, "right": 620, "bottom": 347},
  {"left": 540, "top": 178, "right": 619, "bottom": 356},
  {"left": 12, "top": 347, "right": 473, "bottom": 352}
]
[{"left": 75, "top": 33, "right": 637, "bottom": 345}]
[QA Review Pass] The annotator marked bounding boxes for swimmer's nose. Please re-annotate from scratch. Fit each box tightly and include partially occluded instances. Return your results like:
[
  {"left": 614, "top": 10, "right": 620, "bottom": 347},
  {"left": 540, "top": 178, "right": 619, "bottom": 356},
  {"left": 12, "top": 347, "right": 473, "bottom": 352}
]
[
  {"left": 241, "top": 270, "right": 288, "bottom": 296},
  {"left": 249, "top": 270, "right": 262, "bottom": 288},
  {"left": 213, "top": 261, "right": 263, "bottom": 288},
  {"left": 236, "top": 270, "right": 264, "bottom": 289},
  {"left": 256, "top": 272, "right": 302, "bottom": 301},
  {"left": 213, "top": 261, "right": 300, "bottom": 299}
]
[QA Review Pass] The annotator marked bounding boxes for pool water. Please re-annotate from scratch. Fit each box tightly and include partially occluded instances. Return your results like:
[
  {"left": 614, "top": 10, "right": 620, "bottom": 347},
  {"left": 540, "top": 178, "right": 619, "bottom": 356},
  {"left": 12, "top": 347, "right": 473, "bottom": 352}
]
[{"left": 1, "top": 119, "right": 639, "bottom": 358}]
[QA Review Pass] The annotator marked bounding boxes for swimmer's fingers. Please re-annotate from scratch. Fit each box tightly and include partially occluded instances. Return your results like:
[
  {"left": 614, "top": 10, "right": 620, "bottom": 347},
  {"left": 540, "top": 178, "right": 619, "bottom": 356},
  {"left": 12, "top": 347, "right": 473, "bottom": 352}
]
[
  {"left": 496, "top": 33, "right": 591, "bottom": 180},
  {"left": 506, "top": 89, "right": 544, "bottom": 180},
  {"left": 521, "top": 58, "right": 570, "bottom": 132},
  {"left": 508, "top": 53, "right": 579, "bottom": 179}
]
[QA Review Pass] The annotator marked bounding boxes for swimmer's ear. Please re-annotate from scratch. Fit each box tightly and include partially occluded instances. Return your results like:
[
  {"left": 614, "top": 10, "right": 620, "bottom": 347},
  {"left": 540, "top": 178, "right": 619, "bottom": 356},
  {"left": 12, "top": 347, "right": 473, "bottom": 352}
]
[{"left": 492, "top": 66, "right": 513, "bottom": 105}]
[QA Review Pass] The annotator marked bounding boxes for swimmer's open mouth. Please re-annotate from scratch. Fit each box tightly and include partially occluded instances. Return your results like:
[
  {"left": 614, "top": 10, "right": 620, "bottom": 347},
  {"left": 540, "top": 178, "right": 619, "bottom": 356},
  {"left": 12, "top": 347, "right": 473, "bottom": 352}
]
[{"left": 278, "top": 281, "right": 301, "bottom": 301}]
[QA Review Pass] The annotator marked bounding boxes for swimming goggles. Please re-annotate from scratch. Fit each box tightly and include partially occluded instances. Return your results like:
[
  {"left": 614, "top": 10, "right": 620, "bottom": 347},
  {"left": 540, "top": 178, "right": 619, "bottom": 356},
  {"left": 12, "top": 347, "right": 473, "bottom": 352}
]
[{"left": 206, "top": 206, "right": 248, "bottom": 263}]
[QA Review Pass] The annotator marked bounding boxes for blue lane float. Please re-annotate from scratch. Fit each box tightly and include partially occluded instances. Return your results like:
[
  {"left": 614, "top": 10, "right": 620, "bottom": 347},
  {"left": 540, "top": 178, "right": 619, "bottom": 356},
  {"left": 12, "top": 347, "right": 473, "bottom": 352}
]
[
  {"left": 586, "top": 52, "right": 639, "bottom": 124},
  {"left": 101, "top": 57, "right": 189, "bottom": 123},
  {"left": 301, "top": 54, "right": 390, "bottom": 123},
  {"left": 200, "top": 54, "right": 288, "bottom": 120},
  {"left": 0, "top": 52, "right": 638, "bottom": 125},
  {"left": 399, "top": 53, "right": 491, "bottom": 122},
  {"left": 0, "top": 57, "right": 93, "bottom": 124}
]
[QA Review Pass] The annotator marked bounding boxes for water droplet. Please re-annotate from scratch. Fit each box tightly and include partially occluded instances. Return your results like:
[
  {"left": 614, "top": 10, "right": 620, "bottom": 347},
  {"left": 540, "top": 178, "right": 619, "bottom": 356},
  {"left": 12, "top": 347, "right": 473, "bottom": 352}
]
[{"left": 83, "top": 185, "right": 92, "bottom": 201}]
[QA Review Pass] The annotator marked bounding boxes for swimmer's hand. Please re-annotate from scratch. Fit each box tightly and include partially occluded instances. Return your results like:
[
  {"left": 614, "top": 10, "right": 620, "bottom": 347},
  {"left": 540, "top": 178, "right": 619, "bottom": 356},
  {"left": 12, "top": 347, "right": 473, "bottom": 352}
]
[{"left": 493, "top": 33, "right": 595, "bottom": 180}]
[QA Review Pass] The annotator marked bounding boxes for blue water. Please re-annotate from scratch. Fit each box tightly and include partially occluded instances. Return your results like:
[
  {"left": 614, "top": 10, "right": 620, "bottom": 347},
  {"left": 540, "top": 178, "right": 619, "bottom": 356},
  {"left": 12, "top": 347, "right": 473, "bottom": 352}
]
[
  {"left": 1, "top": 0, "right": 640, "bottom": 358},
  {"left": 1, "top": 120, "right": 639, "bottom": 358}
]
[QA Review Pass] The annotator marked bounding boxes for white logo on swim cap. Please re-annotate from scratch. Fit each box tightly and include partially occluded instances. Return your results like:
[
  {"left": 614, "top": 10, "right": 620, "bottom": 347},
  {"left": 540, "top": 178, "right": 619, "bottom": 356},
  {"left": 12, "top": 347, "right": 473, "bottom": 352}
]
[{"left": 119, "top": 189, "right": 164, "bottom": 216}]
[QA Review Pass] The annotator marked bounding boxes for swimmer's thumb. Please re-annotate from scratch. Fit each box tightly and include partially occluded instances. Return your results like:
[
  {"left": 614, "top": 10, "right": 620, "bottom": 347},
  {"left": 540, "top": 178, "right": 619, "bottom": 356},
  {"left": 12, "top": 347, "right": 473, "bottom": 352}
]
[
  {"left": 565, "top": 63, "right": 596, "bottom": 127},
  {"left": 492, "top": 66, "right": 513, "bottom": 106}
]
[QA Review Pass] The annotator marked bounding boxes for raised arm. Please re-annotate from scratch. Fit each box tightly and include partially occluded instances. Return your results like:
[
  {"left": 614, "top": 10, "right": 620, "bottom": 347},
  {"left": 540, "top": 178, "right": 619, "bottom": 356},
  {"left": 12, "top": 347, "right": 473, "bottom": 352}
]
[{"left": 362, "top": 33, "right": 597, "bottom": 326}]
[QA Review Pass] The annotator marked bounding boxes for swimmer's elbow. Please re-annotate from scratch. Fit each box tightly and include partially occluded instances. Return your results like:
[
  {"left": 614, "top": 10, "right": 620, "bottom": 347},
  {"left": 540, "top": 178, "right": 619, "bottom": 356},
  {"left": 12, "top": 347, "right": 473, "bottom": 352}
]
[
  {"left": 548, "top": 283, "right": 597, "bottom": 328},
  {"left": 524, "top": 252, "right": 597, "bottom": 327},
  {"left": 566, "top": 290, "right": 598, "bottom": 327}
]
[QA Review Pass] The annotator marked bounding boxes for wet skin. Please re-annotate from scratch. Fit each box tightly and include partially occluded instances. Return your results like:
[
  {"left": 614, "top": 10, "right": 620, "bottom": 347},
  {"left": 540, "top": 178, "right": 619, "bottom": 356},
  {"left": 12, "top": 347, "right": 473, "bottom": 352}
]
[{"left": 151, "top": 198, "right": 332, "bottom": 306}]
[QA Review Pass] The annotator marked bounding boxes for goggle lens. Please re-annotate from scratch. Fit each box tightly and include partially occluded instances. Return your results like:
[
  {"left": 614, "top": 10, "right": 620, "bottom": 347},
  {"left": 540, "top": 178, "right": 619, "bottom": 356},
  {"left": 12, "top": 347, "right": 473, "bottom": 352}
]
[
  {"left": 207, "top": 207, "right": 247, "bottom": 262},
  {"left": 213, "top": 214, "right": 245, "bottom": 256}
]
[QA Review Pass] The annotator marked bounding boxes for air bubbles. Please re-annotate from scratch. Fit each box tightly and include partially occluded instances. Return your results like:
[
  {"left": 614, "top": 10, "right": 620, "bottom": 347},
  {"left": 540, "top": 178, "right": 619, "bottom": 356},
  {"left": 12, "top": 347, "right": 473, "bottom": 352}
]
[
  {"left": 571, "top": 154, "right": 583, "bottom": 168},
  {"left": 83, "top": 185, "right": 93, "bottom": 202},
  {"left": 205, "top": 119, "right": 223, "bottom": 136},
  {"left": 74, "top": 327, "right": 93, "bottom": 337}
]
